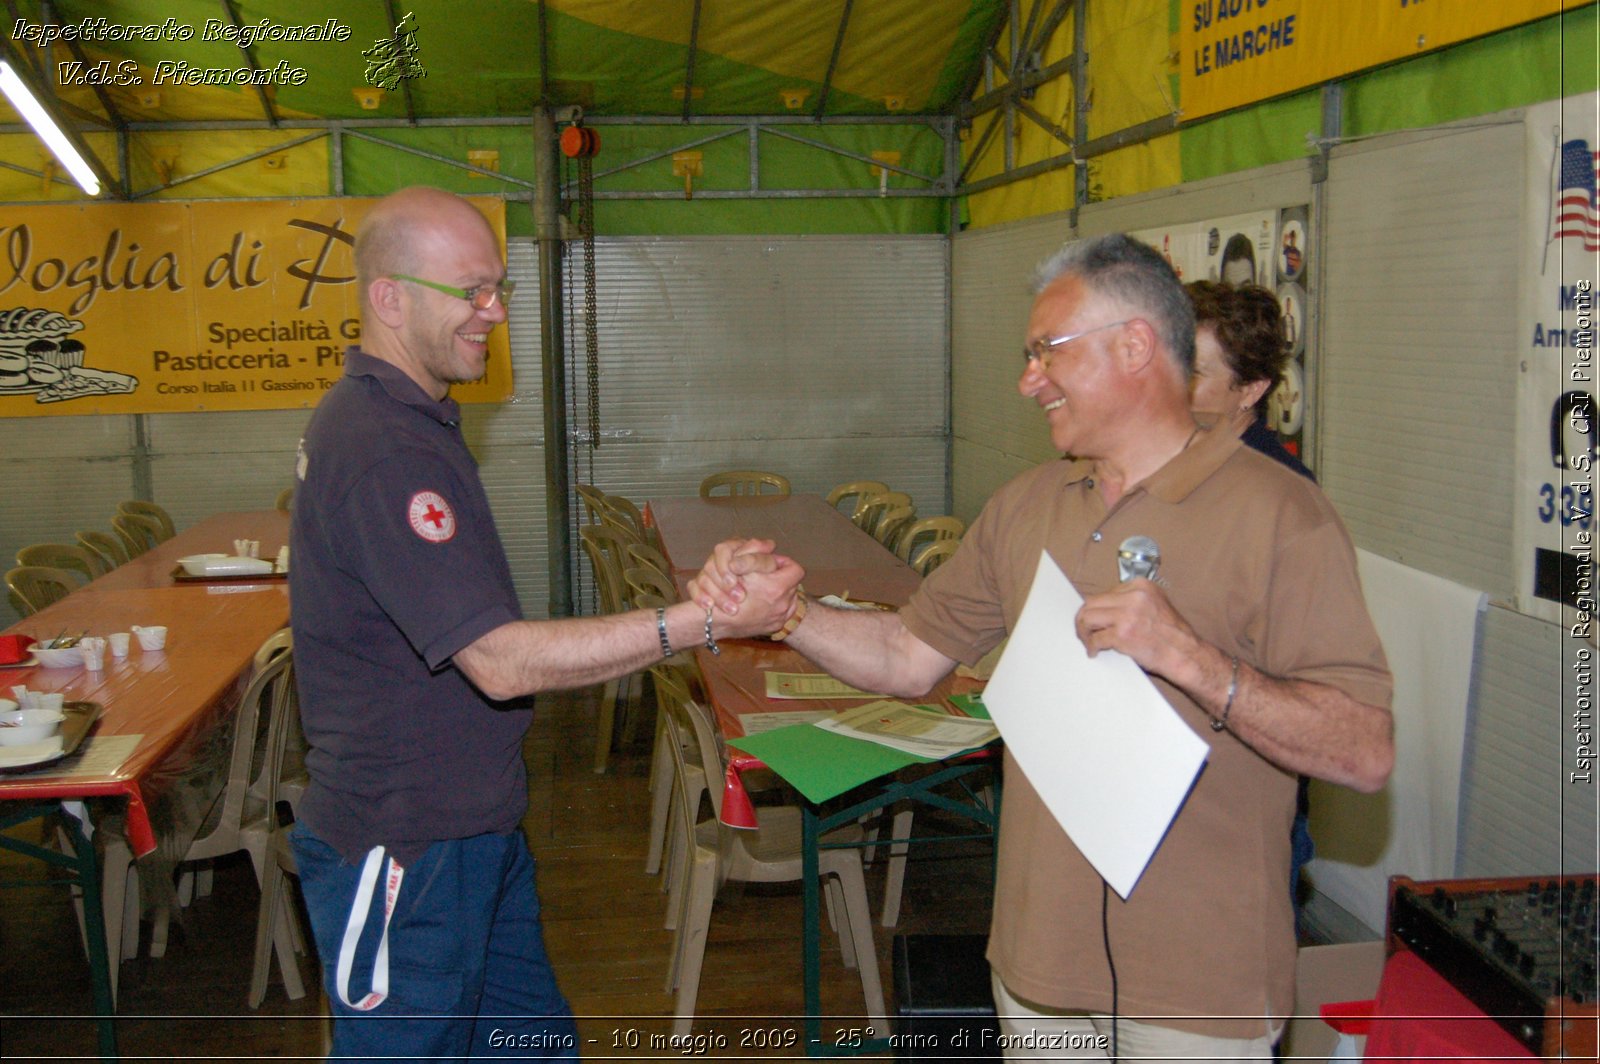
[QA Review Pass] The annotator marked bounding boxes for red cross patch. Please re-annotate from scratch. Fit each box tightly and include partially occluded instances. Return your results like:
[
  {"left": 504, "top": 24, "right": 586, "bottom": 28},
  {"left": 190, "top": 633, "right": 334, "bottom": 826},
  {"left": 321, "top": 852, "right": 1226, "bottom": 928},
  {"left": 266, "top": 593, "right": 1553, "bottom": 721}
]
[{"left": 407, "top": 491, "right": 457, "bottom": 543}]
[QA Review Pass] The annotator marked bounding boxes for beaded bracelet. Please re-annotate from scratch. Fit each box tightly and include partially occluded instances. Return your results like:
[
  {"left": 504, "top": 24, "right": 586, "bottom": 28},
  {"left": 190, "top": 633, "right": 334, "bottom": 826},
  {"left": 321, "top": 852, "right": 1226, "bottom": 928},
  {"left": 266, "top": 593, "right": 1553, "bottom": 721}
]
[
  {"left": 656, "top": 607, "right": 673, "bottom": 659},
  {"left": 703, "top": 606, "right": 721, "bottom": 656},
  {"left": 1211, "top": 655, "right": 1240, "bottom": 732},
  {"left": 770, "top": 587, "right": 808, "bottom": 642}
]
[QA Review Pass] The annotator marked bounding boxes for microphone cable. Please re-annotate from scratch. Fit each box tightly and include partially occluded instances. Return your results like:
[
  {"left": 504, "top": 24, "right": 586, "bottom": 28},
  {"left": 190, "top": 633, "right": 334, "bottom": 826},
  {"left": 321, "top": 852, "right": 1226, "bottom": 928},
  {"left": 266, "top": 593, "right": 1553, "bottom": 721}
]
[{"left": 1102, "top": 879, "right": 1118, "bottom": 1060}]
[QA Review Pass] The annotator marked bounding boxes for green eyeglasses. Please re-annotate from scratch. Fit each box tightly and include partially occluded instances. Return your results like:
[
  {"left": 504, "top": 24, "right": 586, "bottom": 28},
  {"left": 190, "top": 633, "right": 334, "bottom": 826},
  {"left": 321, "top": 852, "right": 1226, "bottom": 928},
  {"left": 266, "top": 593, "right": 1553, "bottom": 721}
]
[{"left": 391, "top": 274, "right": 515, "bottom": 310}]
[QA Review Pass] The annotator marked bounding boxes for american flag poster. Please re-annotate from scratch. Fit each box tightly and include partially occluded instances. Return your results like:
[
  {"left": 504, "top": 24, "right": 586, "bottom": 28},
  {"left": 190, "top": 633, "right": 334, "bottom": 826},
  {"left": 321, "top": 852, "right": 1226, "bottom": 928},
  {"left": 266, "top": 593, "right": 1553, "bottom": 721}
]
[
  {"left": 1552, "top": 137, "right": 1600, "bottom": 253},
  {"left": 1516, "top": 96, "right": 1600, "bottom": 627}
]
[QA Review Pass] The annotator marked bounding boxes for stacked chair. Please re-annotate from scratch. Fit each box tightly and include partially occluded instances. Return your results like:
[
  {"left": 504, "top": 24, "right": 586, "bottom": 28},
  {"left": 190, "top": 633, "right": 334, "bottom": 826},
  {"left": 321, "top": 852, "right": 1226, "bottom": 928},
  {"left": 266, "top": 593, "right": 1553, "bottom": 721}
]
[
  {"left": 698, "top": 470, "right": 791, "bottom": 498},
  {"left": 77, "top": 530, "right": 130, "bottom": 570},
  {"left": 662, "top": 690, "right": 887, "bottom": 1036},
  {"left": 117, "top": 500, "right": 176, "bottom": 541},
  {"left": 111, "top": 512, "right": 163, "bottom": 558},
  {"left": 825, "top": 480, "right": 889, "bottom": 517}
]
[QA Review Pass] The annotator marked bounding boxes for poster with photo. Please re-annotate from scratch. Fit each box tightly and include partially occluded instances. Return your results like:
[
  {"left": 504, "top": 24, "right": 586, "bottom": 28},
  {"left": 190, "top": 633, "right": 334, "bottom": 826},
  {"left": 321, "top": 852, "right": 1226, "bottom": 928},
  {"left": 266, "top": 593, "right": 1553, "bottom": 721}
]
[{"left": 1131, "top": 209, "right": 1312, "bottom": 465}]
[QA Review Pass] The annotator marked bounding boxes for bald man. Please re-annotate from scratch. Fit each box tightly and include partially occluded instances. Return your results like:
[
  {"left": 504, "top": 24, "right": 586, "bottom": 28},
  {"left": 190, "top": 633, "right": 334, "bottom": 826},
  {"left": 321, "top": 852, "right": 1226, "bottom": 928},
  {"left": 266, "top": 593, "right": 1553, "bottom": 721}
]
[
  {"left": 289, "top": 187, "right": 799, "bottom": 1059},
  {"left": 695, "top": 235, "right": 1392, "bottom": 1061}
]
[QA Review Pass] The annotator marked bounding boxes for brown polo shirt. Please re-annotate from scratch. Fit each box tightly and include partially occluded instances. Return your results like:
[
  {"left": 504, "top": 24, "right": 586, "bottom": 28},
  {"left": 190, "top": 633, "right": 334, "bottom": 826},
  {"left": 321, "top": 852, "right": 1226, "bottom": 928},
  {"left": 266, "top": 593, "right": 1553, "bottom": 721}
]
[{"left": 899, "top": 423, "right": 1391, "bottom": 1038}]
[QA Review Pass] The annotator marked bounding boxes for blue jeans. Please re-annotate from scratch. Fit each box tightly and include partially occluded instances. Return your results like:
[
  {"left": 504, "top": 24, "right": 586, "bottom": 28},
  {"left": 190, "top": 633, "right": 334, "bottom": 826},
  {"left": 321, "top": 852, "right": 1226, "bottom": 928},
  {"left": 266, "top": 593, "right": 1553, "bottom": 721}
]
[{"left": 292, "top": 826, "right": 578, "bottom": 1061}]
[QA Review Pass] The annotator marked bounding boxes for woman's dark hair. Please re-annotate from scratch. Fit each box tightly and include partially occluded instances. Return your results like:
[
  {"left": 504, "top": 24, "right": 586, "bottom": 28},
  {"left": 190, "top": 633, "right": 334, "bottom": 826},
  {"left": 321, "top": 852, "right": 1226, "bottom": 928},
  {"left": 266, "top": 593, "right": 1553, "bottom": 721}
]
[{"left": 1186, "top": 280, "right": 1288, "bottom": 420}]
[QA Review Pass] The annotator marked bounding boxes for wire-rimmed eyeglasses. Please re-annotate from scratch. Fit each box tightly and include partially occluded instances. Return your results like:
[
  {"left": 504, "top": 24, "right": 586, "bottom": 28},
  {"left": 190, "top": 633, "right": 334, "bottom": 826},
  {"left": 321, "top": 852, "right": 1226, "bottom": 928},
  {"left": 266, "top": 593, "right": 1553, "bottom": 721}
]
[
  {"left": 1022, "top": 319, "right": 1129, "bottom": 369},
  {"left": 391, "top": 274, "right": 515, "bottom": 311}
]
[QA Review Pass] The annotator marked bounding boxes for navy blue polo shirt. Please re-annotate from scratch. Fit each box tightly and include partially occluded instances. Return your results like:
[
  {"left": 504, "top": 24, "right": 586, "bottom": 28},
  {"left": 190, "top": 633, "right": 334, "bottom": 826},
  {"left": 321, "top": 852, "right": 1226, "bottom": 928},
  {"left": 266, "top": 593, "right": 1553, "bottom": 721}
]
[{"left": 290, "top": 348, "right": 529, "bottom": 867}]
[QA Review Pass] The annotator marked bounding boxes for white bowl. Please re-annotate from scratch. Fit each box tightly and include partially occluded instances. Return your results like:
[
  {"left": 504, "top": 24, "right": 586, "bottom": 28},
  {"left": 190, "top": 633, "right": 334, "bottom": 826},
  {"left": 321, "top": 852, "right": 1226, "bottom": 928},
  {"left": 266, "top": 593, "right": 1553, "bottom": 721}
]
[
  {"left": 32, "top": 644, "right": 83, "bottom": 668},
  {"left": 0, "top": 698, "right": 15, "bottom": 714},
  {"left": 0, "top": 709, "right": 64, "bottom": 745}
]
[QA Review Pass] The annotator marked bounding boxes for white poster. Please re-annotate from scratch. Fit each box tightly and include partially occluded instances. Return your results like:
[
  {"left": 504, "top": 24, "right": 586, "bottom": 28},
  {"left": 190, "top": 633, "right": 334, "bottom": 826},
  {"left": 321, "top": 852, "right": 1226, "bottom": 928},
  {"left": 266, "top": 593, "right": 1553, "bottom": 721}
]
[{"left": 1516, "top": 96, "right": 1600, "bottom": 631}]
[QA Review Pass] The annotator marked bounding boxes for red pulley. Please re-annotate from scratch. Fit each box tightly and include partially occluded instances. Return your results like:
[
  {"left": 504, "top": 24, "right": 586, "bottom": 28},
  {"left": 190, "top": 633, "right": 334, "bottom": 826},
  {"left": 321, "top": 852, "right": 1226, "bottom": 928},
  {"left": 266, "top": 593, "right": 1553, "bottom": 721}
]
[{"left": 560, "top": 125, "right": 600, "bottom": 158}]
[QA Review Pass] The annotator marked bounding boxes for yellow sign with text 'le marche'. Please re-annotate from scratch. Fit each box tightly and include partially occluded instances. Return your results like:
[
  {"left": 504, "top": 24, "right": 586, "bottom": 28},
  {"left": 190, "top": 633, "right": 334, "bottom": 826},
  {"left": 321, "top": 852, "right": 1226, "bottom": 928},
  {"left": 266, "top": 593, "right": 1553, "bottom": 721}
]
[
  {"left": 1178, "top": 0, "right": 1575, "bottom": 122},
  {"left": 0, "top": 196, "right": 512, "bottom": 417}
]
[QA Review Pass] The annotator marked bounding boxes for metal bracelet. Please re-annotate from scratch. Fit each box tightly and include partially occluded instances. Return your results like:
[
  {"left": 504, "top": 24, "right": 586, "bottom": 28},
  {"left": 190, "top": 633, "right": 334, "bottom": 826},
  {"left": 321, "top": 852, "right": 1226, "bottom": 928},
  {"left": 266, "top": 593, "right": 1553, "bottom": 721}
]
[
  {"left": 704, "top": 605, "right": 721, "bottom": 656},
  {"left": 656, "top": 606, "right": 673, "bottom": 659},
  {"left": 1211, "top": 655, "right": 1240, "bottom": 732}
]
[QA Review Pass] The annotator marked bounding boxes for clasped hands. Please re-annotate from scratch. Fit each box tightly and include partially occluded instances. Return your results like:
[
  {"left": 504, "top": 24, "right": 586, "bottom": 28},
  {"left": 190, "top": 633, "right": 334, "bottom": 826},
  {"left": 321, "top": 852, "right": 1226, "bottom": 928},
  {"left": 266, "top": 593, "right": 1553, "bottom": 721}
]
[{"left": 689, "top": 538, "right": 805, "bottom": 640}]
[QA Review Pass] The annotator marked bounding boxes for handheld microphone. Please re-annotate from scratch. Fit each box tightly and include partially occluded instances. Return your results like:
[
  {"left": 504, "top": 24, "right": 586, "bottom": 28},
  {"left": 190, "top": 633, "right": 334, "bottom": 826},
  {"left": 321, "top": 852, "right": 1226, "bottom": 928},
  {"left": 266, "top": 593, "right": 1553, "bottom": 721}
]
[{"left": 1117, "top": 535, "right": 1160, "bottom": 583}]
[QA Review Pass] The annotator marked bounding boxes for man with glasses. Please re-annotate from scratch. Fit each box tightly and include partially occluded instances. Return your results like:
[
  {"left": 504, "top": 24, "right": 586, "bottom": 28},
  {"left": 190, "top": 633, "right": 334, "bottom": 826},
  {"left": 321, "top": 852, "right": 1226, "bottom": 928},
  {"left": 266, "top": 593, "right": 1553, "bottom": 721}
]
[
  {"left": 695, "top": 234, "right": 1392, "bottom": 1061},
  {"left": 289, "top": 186, "right": 800, "bottom": 1059}
]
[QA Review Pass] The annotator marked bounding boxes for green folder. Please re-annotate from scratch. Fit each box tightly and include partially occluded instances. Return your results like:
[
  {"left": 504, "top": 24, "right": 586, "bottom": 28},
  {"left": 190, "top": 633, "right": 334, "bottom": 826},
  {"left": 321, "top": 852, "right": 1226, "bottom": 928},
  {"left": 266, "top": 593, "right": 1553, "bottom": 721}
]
[{"left": 728, "top": 722, "right": 931, "bottom": 805}]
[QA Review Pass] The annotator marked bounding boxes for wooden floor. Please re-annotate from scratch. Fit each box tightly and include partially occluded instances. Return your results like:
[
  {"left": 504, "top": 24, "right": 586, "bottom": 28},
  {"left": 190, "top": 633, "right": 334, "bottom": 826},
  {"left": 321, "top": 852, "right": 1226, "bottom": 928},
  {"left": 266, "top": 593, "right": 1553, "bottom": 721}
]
[{"left": 0, "top": 682, "right": 995, "bottom": 1060}]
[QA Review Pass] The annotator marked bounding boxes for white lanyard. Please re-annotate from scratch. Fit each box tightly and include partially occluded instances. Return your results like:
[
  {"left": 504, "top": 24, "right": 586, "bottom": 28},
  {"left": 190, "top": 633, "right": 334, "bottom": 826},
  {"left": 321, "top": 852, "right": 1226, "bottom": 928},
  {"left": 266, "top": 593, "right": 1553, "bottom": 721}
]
[{"left": 335, "top": 846, "right": 405, "bottom": 1010}]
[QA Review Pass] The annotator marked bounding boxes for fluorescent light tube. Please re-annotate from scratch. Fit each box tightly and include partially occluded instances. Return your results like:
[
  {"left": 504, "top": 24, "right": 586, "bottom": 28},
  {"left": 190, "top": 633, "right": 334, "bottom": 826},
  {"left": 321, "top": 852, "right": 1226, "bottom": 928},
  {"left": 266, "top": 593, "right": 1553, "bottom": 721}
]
[{"left": 0, "top": 59, "right": 101, "bottom": 195}]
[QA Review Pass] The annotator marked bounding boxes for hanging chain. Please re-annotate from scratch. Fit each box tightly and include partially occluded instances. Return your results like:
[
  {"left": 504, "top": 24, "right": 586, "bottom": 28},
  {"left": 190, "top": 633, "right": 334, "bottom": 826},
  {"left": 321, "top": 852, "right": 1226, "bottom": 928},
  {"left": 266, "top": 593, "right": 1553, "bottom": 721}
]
[{"left": 580, "top": 152, "right": 600, "bottom": 450}]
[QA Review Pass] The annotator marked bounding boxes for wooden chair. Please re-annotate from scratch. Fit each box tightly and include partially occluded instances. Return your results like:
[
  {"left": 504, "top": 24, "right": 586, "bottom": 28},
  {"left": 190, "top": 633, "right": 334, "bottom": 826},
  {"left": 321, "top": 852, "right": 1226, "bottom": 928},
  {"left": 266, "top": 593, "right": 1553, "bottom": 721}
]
[
  {"left": 248, "top": 654, "right": 312, "bottom": 1007},
  {"left": 579, "top": 524, "right": 640, "bottom": 773},
  {"left": 112, "top": 512, "right": 163, "bottom": 558},
  {"left": 118, "top": 500, "right": 176, "bottom": 541},
  {"left": 852, "top": 491, "right": 912, "bottom": 536},
  {"left": 698, "top": 470, "right": 791, "bottom": 498},
  {"left": 826, "top": 480, "right": 889, "bottom": 516},
  {"left": 666, "top": 698, "right": 886, "bottom": 1035},
  {"left": 910, "top": 538, "right": 960, "bottom": 576},
  {"left": 18, "top": 543, "right": 108, "bottom": 581},
  {"left": 5, "top": 565, "right": 81, "bottom": 614},
  {"left": 77, "top": 530, "right": 130, "bottom": 570},
  {"left": 895, "top": 516, "right": 965, "bottom": 563}
]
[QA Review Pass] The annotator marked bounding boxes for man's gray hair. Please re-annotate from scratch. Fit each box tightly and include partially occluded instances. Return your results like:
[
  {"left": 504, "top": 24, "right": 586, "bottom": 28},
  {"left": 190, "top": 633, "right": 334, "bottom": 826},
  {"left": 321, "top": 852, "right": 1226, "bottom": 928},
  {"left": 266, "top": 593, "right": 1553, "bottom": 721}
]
[{"left": 1032, "top": 234, "right": 1197, "bottom": 374}]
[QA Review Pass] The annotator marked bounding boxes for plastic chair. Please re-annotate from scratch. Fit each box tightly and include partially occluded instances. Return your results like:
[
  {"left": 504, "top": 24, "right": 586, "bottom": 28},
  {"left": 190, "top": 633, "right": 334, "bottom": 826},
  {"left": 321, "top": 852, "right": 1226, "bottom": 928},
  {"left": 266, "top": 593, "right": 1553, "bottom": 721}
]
[
  {"left": 274, "top": 487, "right": 294, "bottom": 513},
  {"left": 642, "top": 656, "right": 708, "bottom": 898},
  {"left": 247, "top": 628, "right": 306, "bottom": 817},
  {"left": 911, "top": 538, "right": 960, "bottom": 576},
  {"left": 117, "top": 500, "right": 176, "bottom": 541},
  {"left": 666, "top": 697, "right": 886, "bottom": 1035},
  {"left": 248, "top": 655, "right": 311, "bottom": 1007},
  {"left": 17, "top": 542, "right": 108, "bottom": 581},
  {"left": 604, "top": 493, "right": 648, "bottom": 539},
  {"left": 873, "top": 505, "right": 917, "bottom": 553},
  {"left": 112, "top": 512, "right": 163, "bottom": 558},
  {"left": 698, "top": 470, "right": 791, "bottom": 498},
  {"left": 579, "top": 524, "right": 640, "bottom": 773},
  {"left": 895, "top": 516, "right": 965, "bottom": 563},
  {"left": 574, "top": 483, "right": 608, "bottom": 523},
  {"left": 826, "top": 480, "right": 889, "bottom": 515},
  {"left": 157, "top": 651, "right": 305, "bottom": 999},
  {"left": 852, "top": 491, "right": 912, "bottom": 536},
  {"left": 624, "top": 565, "right": 679, "bottom": 607},
  {"left": 5, "top": 565, "right": 81, "bottom": 614},
  {"left": 626, "top": 541, "right": 672, "bottom": 581},
  {"left": 77, "top": 530, "right": 130, "bottom": 570}
]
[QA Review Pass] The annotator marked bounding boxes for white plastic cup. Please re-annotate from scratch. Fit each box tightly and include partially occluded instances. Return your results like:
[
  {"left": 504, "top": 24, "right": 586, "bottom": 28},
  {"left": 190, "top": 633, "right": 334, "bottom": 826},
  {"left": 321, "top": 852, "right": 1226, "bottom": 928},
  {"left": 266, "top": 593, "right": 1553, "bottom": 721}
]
[
  {"left": 108, "top": 632, "right": 130, "bottom": 658},
  {"left": 133, "top": 626, "right": 168, "bottom": 651},
  {"left": 79, "top": 637, "right": 106, "bottom": 671},
  {"left": 33, "top": 692, "right": 64, "bottom": 711}
]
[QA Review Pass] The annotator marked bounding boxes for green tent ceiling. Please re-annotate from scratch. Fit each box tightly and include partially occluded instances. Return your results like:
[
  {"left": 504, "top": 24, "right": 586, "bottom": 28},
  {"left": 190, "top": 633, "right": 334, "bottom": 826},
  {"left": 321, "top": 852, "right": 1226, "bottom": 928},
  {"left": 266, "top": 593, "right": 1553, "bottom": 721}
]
[{"left": 1, "top": 0, "right": 1007, "bottom": 127}]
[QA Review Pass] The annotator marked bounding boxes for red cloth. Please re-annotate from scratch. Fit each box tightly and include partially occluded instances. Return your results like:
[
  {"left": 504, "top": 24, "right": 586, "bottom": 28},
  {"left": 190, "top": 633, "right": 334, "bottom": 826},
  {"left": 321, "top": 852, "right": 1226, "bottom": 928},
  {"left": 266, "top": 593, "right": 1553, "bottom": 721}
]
[{"left": 1363, "top": 951, "right": 1533, "bottom": 1062}]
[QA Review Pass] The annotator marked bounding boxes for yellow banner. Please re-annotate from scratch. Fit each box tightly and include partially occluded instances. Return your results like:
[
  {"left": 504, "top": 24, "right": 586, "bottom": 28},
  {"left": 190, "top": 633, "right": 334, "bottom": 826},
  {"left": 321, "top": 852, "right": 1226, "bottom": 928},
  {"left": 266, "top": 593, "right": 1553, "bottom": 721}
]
[
  {"left": 0, "top": 196, "right": 512, "bottom": 417},
  {"left": 1178, "top": 0, "right": 1574, "bottom": 122}
]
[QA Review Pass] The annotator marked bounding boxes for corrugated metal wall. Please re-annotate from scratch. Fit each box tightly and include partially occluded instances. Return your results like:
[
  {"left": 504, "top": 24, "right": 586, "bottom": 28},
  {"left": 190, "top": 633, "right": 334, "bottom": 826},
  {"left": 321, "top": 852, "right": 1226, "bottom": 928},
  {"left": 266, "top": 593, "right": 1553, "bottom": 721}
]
[{"left": 564, "top": 235, "right": 951, "bottom": 602}]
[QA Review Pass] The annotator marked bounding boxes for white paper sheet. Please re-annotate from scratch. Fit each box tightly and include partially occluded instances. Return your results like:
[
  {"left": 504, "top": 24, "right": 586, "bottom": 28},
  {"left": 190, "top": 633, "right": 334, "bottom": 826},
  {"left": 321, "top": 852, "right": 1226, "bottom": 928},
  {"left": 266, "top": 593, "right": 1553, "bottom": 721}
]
[{"left": 983, "top": 552, "right": 1210, "bottom": 898}]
